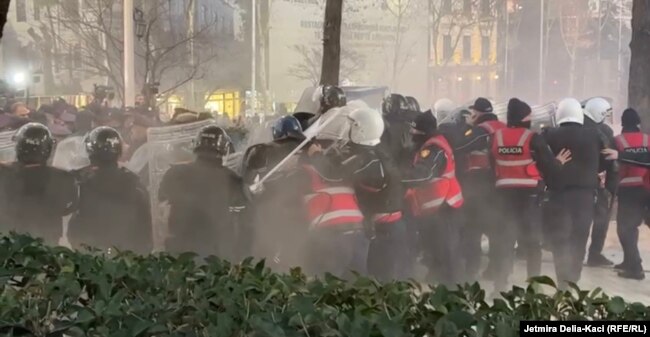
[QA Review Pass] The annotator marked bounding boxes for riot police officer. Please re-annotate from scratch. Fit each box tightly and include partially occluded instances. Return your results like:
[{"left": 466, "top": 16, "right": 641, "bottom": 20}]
[
  {"left": 381, "top": 94, "right": 413, "bottom": 167},
  {"left": 339, "top": 107, "right": 407, "bottom": 281},
  {"left": 489, "top": 98, "right": 569, "bottom": 291},
  {"left": 454, "top": 97, "right": 506, "bottom": 281},
  {"left": 159, "top": 125, "right": 245, "bottom": 259},
  {"left": 583, "top": 97, "right": 619, "bottom": 267},
  {"left": 243, "top": 116, "right": 307, "bottom": 268},
  {"left": 297, "top": 131, "right": 368, "bottom": 279},
  {"left": 543, "top": 98, "right": 607, "bottom": 288},
  {"left": 403, "top": 111, "right": 464, "bottom": 286},
  {"left": 0, "top": 123, "right": 77, "bottom": 245},
  {"left": 68, "top": 126, "right": 152, "bottom": 254},
  {"left": 608, "top": 108, "right": 648, "bottom": 280}
]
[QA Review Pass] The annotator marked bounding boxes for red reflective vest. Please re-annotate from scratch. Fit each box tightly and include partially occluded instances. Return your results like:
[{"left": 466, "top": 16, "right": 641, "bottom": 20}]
[
  {"left": 406, "top": 135, "right": 464, "bottom": 217},
  {"left": 467, "top": 120, "right": 506, "bottom": 171},
  {"left": 302, "top": 164, "right": 364, "bottom": 230},
  {"left": 491, "top": 127, "right": 541, "bottom": 188},
  {"left": 615, "top": 132, "right": 649, "bottom": 188}
]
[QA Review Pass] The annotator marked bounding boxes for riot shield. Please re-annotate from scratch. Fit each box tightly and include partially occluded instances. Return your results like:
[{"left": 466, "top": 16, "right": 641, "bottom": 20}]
[
  {"left": 146, "top": 119, "right": 217, "bottom": 251},
  {"left": 530, "top": 102, "right": 557, "bottom": 130},
  {"left": 52, "top": 135, "right": 90, "bottom": 170},
  {"left": 0, "top": 130, "right": 16, "bottom": 163},
  {"left": 295, "top": 86, "right": 389, "bottom": 114},
  {"left": 223, "top": 118, "right": 276, "bottom": 176}
]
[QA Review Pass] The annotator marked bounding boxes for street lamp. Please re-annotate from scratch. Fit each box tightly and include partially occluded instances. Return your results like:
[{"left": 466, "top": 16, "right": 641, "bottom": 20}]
[
  {"left": 134, "top": 8, "right": 146, "bottom": 40},
  {"left": 12, "top": 72, "right": 26, "bottom": 87}
]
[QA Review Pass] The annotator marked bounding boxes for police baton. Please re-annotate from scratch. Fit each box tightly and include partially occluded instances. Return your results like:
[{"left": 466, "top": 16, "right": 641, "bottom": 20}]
[{"left": 249, "top": 107, "right": 346, "bottom": 193}]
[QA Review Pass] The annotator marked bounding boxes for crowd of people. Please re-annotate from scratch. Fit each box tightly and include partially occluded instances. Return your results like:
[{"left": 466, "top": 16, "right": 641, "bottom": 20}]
[{"left": 0, "top": 85, "right": 648, "bottom": 294}]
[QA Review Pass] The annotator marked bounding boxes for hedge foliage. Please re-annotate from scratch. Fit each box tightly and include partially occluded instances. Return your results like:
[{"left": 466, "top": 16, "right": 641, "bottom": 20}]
[{"left": 0, "top": 233, "right": 648, "bottom": 337}]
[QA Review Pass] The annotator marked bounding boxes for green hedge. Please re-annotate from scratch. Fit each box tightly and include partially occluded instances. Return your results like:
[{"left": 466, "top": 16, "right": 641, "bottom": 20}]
[{"left": 0, "top": 234, "right": 648, "bottom": 337}]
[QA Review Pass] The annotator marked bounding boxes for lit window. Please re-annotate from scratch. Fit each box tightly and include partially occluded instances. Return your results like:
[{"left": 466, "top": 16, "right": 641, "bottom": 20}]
[
  {"left": 481, "top": 36, "right": 490, "bottom": 62},
  {"left": 443, "top": 35, "right": 452, "bottom": 60},
  {"left": 462, "top": 36, "right": 471, "bottom": 62}
]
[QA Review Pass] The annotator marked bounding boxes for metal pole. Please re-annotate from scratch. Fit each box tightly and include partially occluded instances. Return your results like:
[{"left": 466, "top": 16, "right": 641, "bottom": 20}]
[
  {"left": 617, "top": 0, "right": 623, "bottom": 92},
  {"left": 251, "top": 0, "right": 257, "bottom": 116},
  {"left": 427, "top": 0, "right": 432, "bottom": 104},
  {"left": 504, "top": 0, "right": 510, "bottom": 94},
  {"left": 189, "top": 0, "right": 196, "bottom": 110},
  {"left": 538, "top": 0, "right": 544, "bottom": 104},
  {"left": 123, "top": 0, "right": 136, "bottom": 107},
  {"left": 597, "top": 0, "right": 602, "bottom": 62}
]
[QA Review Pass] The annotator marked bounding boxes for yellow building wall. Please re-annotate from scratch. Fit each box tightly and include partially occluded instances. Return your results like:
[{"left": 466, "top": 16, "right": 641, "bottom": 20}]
[{"left": 433, "top": 20, "right": 498, "bottom": 66}]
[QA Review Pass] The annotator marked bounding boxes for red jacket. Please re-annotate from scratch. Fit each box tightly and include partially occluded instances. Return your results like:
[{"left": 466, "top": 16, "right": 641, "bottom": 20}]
[
  {"left": 406, "top": 135, "right": 463, "bottom": 217},
  {"left": 466, "top": 120, "right": 506, "bottom": 171},
  {"left": 302, "top": 164, "right": 364, "bottom": 230}
]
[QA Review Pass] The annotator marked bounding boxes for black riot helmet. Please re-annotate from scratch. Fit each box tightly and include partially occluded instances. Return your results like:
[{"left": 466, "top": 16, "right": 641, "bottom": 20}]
[
  {"left": 13, "top": 123, "right": 54, "bottom": 165},
  {"left": 405, "top": 96, "right": 421, "bottom": 112},
  {"left": 272, "top": 115, "right": 304, "bottom": 141},
  {"left": 85, "top": 126, "right": 123, "bottom": 167},
  {"left": 382, "top": 94, "right": 408, "bottom": 116},
  {"left": 192, "top": 125, "right": 232, "bottom": 159},
  {"left": 320, "top": 85, "right": 347, "bottom": 112}
]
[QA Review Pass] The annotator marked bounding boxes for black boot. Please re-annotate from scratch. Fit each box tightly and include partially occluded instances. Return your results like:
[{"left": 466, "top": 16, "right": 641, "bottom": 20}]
[
  {"left": 586, "top": 254, "right": 614, "bottom": 267},
  {"left": 614, "top": 262, "right": 628, "bottom": 270},
  {"left": 617, "top": 270, "right": 645, "bottom": 280}
]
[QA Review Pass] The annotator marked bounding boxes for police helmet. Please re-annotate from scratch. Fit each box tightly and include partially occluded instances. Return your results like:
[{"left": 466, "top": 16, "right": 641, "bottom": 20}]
[
  {"left": 584, "top": 97, "right": 612, "bottom": 124},
  {"left": 348, "top": 107, "right": 384, "bottom": 146},
  {"left": 382, "top": 94, "right": 408, "bottom": 116},
  {"left": 85, "top": 126, "right": 123, "bottom": 166},
  {"left": 13, "top": 123, "right": 54, "bottom": 165},
  {"left": 321, "top": 85, "right": 347, "bottom": 112},
  {"left": 556, "top": 98, "right": 584, "bottom": 125},
  {"left": 272, "top": 115, "right": 304, "bottom": 140},
  {"left": 192, "top": 125, "right": 232, "bottom": 159},
  {"left": 405, "top": 96, "right": 421, "bottom": 112}
]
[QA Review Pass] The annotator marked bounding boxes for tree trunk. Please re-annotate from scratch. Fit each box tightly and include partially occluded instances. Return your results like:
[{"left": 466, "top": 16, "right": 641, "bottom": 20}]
[
  {"left": 319, "top": 0, "right": 343, "bottom": 86},
  {"left": 629, "top": 0, "right": 650, "bottom": 131},
  {"left": 0, "top": 0, "right": 10, "bottom": 43}
]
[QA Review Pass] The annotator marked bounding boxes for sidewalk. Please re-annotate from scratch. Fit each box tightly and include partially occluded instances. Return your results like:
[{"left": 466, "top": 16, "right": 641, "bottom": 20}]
[{"left": 505, "top": 221, "right": 650, "bottom": 303}]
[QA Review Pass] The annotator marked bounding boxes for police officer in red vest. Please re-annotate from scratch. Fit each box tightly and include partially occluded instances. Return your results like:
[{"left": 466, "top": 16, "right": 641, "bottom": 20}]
[
  {"left": 335, "top": 107, "right": 407, "bottom": 281},
  {"left": 455, "top": 97, "right": 506, "bottom": 281},
  {"left": 610, "top": 108, "right": 649, "bottom": 280},
  {"left": 490, "top": 98, "right": 570, "bottom": 292},
  {"left": 403, "top": 111, "right": 464, "bottom": 285},
  {"left": 298, "top": 138, "right": 368, "bottom": 279}
]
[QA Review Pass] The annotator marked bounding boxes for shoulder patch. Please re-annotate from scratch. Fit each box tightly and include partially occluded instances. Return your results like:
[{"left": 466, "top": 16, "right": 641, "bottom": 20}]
[
  {"left": 465, "top": 129, "right": 473, "bottom": 136},
  {"left": 420, "top": 149, "right": 431, "bottom": 158}
]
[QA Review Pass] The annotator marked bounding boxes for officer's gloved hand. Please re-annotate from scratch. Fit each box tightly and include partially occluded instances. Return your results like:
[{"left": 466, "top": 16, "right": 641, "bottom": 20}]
[{"left": 249, "top": 182, "right": 265, "bottom": 196}]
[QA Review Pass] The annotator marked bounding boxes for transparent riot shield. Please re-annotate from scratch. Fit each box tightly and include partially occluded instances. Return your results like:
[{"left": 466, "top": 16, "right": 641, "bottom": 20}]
[
  {"left": 146, "top": 119, "right": 217, "bottom": 251},
  {"left": 52, "top": 135, "right": 89, "bottom": 170},
  {"left": 223, "top": 118, "right": 276, "bottom": 176},
  {"left": 530, "top": 102, "right": 558, "bottom": 130},
  {"left": 0, "top": 130, "right": 15, "bottom": 163}
]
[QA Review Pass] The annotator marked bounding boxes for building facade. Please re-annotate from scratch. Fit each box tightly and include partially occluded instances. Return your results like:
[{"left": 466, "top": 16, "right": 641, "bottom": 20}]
[{"left": 429, "top": 0, "right": 501, "bottom": 105}]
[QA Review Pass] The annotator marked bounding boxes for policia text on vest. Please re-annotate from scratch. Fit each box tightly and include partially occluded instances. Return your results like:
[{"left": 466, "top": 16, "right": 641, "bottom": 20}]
[{"left": 520, "top": 321, "right": 648, "bottom": 336}]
